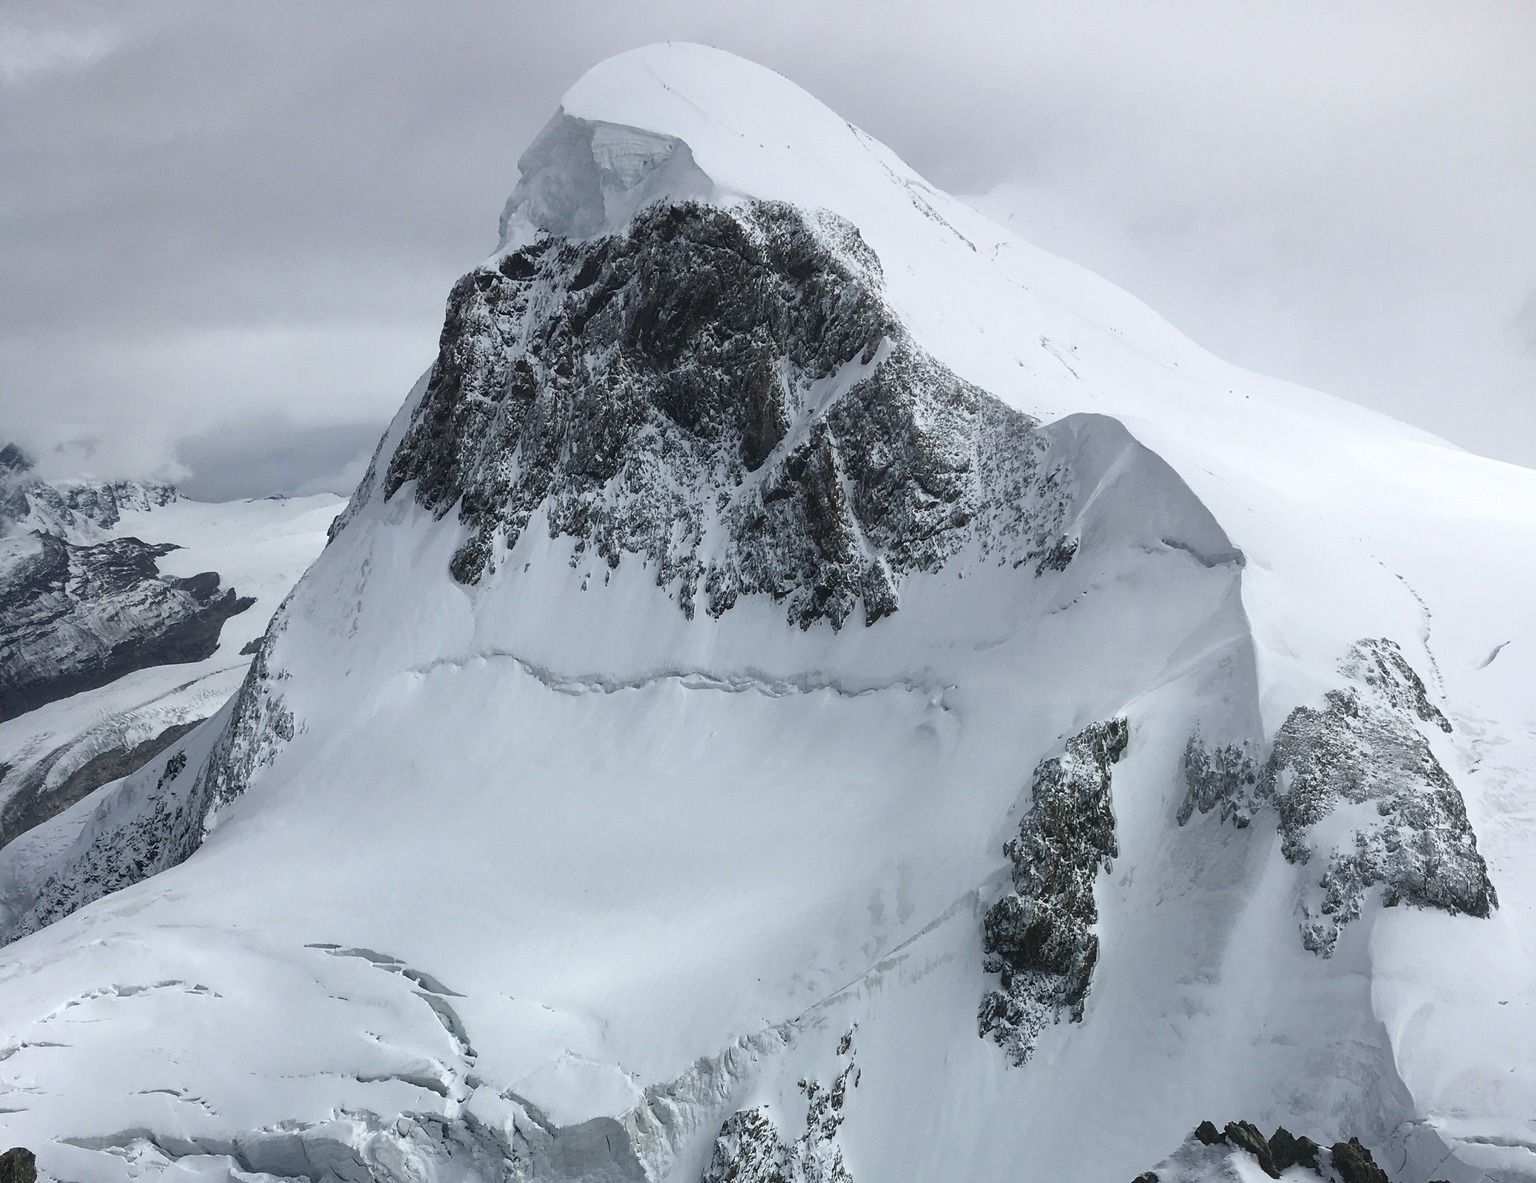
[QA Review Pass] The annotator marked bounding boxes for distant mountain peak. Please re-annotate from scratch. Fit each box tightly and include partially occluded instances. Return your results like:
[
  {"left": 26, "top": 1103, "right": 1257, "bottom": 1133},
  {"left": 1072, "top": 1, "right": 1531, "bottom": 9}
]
[{"left": 0, "top": 442, "right": 34, "bottom": 475}]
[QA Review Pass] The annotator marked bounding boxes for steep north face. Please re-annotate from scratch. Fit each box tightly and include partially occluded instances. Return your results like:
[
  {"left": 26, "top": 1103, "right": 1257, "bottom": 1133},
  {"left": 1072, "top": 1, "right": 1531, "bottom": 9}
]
[
  {"left": 3, "top": 199, "right": 1086, "bottom": 941},
  {"left": 385, "top": 200, "right": 1076, "bottom": 628}
]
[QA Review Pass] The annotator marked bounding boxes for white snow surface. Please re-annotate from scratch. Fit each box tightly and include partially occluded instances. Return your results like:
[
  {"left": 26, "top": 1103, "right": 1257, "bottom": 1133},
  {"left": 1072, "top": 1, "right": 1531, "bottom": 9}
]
[
  {"left": 2, "top": 43, "right": 1533, "bottom": 1183},
  {"left": 0, "top": 493, "right": 343, "bottom": 928}
]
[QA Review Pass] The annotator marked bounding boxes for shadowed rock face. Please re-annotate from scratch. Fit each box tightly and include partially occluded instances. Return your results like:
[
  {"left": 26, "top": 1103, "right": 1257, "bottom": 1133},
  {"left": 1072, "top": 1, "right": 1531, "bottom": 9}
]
[
  {"left": 1180, "top": 637, "right": 1495, "bottom": 954},
  {"left": 385, "top": 200, "right": 1076, "bottom": 629},
  {"left": 0, "top": 1146, "right": 36, "bottom": 1183},
  {"left": 0, "top": 532, "right": 252, "bottom": 723},
  {"left": 980, "top": 718, "right": 1129, "bottom": 1064}
]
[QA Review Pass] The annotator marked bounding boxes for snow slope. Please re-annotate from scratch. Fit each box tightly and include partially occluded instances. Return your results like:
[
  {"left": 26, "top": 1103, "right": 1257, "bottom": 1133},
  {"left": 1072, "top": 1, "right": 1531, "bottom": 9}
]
[
  {"left": 1, "top": 43, "right": 1532, "bottom": 1183},
  {"left": 0, "top": 491, "right": 343, "bottom": 929}
]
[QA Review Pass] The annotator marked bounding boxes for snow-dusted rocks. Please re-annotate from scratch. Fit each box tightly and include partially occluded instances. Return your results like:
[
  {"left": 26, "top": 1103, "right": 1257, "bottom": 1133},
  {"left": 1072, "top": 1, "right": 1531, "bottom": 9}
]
[
  {"left": 980, "top": 717, "right": 1128, "bottom": 1063},
  {"left": 387, "top": 200, "right": 1071, "bottom": 627},
  {"left": 1, "top": 445, "right": 178, "bottom": 537},
  {"left": 700, "top": 1030, "right": 858, "bottom": 1183},
  {"left": 1135, "top": 1119, "right": 1437, "bottom": 1183},
  {"left": 1182, "top": 638, "right": 1495, "bottom": 955}
]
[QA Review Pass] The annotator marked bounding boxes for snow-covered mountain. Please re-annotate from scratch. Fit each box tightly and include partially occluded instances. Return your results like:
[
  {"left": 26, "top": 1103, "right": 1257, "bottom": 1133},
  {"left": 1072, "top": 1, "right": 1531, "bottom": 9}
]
[
  {"left": 0, "top": 447, "right": 342, "bottom": 931},
  {"left": 1, "top": 448, "right": 248, "bottom": 726},
  {"left": 1, "top": 44, "right": 1533, "bottom": 1183}
]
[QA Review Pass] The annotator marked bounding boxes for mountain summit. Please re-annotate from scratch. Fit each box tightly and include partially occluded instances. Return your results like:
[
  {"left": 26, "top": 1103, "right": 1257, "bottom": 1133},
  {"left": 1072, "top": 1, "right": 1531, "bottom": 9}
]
[{"left": 1, "top": 44, "right": 1532, "bottom": 1183}]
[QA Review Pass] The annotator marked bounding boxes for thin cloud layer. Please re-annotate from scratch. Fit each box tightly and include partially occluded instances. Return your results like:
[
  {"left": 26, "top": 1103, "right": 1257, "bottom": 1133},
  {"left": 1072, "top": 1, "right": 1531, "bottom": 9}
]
[{"left": 2, "top": 1, "right": 1532, "bottom": 497}]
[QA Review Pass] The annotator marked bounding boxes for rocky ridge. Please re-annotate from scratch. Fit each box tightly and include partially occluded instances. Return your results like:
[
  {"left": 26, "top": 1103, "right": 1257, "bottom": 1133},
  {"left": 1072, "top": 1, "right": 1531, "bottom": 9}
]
[
  {"left": 1134, "top": 1119, "right": 1448, "bottom": 1183},
  {"left": 0, "top": 530, "right": 252, "bottom": 724},
  {"left": 1181, "top": 638, "right": 1495, "bottom": 954},
  {"left": 0, "top": 445, "right": 248, "bottom": 727},
  {"left": 1, "top": 444, "right": 178, "bottom": 537},
  {"left": 385, "top": 200, "right": 1076, "bottom": 628},
  {"left": 979, "top": 718, "right": 1130, "bottom": 1064}
]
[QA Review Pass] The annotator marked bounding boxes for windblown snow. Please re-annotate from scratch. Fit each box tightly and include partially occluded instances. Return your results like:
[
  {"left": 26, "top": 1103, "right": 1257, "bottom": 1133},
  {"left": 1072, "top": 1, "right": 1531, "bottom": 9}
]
[{"left": 1, "top": 43, "right": 1532, "bottom": 1183}]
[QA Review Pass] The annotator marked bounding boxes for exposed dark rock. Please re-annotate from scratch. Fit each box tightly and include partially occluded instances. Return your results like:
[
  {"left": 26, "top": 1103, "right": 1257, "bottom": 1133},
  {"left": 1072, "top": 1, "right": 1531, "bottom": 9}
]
[
  {"left": 1329, "top": 1137, "right": 1389, "bottom": 1183},
  {"left": 701, "top": 1029, "right": 858, "bottom": 1183},
  {"left": 1178, "top": 737, "right": 1260, "bottom": 827},
  {"left": 0, "top": 719, "right": 202, "bottom": 852},
  {"left": 1268, "top": 1126, "right": 1320, "bottom": 1172},
  {"left": 385, "top": 200, "right": 1074, "bottom": 629},
  {"left": 979, "top": 718, "right": 1129, "bottom": 1064},
  {"left": 0, "top": 531, "right": 252, "bottom": 723},
  {"left": 1163, "top": 1120, "right": 1410, "bottom": 1183},
  {"left": 1181, "top": 638, "right": 1495, "bottom": 955},
  {"left": 0, "top": 1148, "right": 35, "bottom": 1183},
  {"left": 701, "top": 1108, "right": 792, "bottom": 1183},
  {"left": 1221, "top": 1121, "right": 1277, "bottom": 1178}
]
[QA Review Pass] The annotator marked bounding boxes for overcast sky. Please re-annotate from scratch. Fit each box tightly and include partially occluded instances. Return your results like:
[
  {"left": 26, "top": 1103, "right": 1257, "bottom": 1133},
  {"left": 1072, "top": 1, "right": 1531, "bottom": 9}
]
[{"left": 3, "top": 1, "right": 1533, "bottom": 498}]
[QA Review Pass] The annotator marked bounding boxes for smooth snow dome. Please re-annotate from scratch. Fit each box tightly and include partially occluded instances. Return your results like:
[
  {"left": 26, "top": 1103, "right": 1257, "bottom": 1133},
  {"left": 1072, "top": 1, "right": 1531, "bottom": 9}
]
[{"left": 1, "top": 42, "right": 1534, "bottom": 1183}]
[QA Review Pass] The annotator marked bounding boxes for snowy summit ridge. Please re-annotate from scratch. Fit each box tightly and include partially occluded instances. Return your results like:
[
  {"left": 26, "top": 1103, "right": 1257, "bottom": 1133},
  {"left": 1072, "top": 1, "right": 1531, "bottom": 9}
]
[{"left": 1, "top": 43, "right": 1533, "bottom": 1183}]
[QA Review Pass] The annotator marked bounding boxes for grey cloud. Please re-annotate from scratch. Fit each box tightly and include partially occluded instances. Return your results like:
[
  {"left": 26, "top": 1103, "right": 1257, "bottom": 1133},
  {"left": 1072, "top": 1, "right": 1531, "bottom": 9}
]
[
  {"left": 1, "top": 0, "right": 1532, "bottom": 495},
  {"left": 173, "top": 415, "right": 378, "bottom": 502}
]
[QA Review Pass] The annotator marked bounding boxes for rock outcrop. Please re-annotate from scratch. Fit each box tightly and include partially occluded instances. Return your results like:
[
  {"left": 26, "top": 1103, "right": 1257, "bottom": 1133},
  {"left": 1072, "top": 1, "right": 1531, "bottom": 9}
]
[
  {"left": 0, "top": 1147, "right": 36, "bottom": 1183},
  {"left": 1134, "top": 1119, "right": 1449, "bottom": 1183},
  {"left": 0, "top": 531, "right": 252, "bottom": 723},
  {"left": 1181, "top": 638, "right": 1494, "bottom": 954},
  {"left": 385, "top": 200, "right": 1075, "bottom": 628},
  {"left": 700, "top": 1029, "right": 859, "bottom": 1183},
  {"left": 979, "top": 718, "right": 1129, "bottom": 1064}
]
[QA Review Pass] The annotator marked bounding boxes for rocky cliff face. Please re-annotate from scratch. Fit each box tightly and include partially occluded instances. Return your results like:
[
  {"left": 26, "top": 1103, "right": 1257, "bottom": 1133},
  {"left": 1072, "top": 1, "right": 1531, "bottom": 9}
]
[
  {"left": 0, "top": 531, "right": 252, "bottom": 724},
  {"left": 1181, "top": 638, "right": 1494, "bottom": 954},
  {"left": 385, "top": 200, "right": 1074, "bottom": 628},
  {"left": 979, "top": 718, "right": 1129, "bottom": 1064}
]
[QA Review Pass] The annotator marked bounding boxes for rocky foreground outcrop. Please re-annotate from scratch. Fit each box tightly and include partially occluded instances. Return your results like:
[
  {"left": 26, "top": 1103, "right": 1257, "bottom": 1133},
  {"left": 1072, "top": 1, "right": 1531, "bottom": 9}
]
[{"left": 1135, "top": 1120, "right": 1446, "bottom": 1183}]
